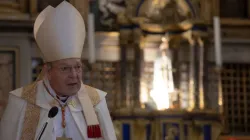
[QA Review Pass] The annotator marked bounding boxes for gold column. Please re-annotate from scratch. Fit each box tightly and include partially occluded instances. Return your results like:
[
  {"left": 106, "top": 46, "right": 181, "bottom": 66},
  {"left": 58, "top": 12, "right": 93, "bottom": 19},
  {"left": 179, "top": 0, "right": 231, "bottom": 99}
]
[
  {"left": 212, "top": 0, "right": 220, "bottom": 16},
  {"left": 72, "top": 0, "right": 89, "bottom": 26},
  {"left": 29, "top": 0, "right": 38, "bottom": 18},
  {"left": 119, "top": 29, "right": 133, "bottom": 109},
  {"left": 201, "top": 0, "right": 213, "bottom": 22},
  {"left": 187, "top": 37, "right": 196, "bottom": 110},
  {"left": 132, "top": 28, "right": 142, "bottom": 108},
  {"left": 188, "top": 44, "right": 195, "bottom": 110},
  {"left": 217, "top": 67, "right": 223, "bottom": 114},
  {"left": 248, "top": 0, "right": 250, "bottom": 18},
  {"left": 197, "top": 37, "right": 205, "bottom": 109}
]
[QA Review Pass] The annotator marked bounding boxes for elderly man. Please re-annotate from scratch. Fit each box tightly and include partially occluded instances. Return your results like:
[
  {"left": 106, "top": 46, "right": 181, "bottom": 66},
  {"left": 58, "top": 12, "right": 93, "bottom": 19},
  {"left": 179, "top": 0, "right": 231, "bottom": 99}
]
[{"left": 0, "top": 1, "right": 116, "bottom": 140}]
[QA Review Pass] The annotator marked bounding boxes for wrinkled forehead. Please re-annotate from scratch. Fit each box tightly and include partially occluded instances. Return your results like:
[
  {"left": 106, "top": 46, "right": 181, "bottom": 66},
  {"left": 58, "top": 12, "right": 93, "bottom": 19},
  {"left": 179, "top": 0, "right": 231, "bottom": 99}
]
[{"left": 52, "top": 58, "right": 82, "bottom": 66}]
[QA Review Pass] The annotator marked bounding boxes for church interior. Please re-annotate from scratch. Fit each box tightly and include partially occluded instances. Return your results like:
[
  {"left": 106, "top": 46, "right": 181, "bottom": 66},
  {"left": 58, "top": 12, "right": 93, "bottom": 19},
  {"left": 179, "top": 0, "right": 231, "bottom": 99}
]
[{"left": 1, "top": 0, "right": 250, "bottom": 140}]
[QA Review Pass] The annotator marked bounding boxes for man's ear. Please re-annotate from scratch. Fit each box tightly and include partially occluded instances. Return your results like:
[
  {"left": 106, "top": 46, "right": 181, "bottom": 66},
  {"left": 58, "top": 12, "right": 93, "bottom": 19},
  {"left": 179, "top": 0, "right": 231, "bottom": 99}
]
[
  {"left": 43, "top": 64, "right": 49, "bottom": 72},
  {"left": 35, "top": 64, "right": 49, "bottom": 81},
  {"left": 43, "top": 64, "right": 51, "bottom": 80}
]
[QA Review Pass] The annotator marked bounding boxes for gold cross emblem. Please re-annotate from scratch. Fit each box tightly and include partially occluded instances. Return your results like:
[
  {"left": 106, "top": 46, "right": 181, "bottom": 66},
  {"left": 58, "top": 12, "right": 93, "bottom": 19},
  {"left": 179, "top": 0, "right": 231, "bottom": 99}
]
[{"left": 68, "top": 100, "right": 76, "bottom": 108}]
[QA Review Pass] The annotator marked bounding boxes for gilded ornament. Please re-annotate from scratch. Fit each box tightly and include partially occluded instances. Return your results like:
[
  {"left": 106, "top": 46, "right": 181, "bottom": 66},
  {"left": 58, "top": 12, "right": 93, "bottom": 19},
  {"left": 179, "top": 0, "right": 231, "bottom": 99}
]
[{"left": 68, "top": 100, "right": 76, "bottom": 108}]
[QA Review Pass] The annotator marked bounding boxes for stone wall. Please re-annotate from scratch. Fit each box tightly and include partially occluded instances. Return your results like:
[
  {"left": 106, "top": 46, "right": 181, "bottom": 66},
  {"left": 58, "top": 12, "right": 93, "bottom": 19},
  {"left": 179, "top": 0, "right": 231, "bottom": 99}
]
[
  {"left": 0, "top": 33, "right": 33, "bottom": 119},
  {"left": 0, "top": 52, "right": 15, "bottom": 118}
]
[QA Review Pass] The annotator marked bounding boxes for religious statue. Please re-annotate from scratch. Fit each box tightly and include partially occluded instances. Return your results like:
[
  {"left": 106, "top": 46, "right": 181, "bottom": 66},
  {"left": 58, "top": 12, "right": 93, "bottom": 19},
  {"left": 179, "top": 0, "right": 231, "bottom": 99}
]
[
  {"left": 149, "top": 37, "right": 176, "bottom": 110},
  {"left": 116, "top": 0, "right": 206, "bottom": 110},
  {"left": 99, "top": 0, "right": 125, "bottom": 27}
]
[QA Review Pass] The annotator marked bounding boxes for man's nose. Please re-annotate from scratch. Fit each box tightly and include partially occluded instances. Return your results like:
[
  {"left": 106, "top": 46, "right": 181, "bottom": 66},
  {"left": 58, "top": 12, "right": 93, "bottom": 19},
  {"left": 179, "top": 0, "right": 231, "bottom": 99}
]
[{"left": 69, "top": 68, "right": 78, "bottom": 78}]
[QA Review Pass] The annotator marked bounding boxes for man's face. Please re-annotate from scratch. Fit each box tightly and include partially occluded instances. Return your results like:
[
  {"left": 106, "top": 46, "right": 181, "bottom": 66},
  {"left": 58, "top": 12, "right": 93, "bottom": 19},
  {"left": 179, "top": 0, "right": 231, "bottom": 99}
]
[{"left": 47, "top": 58, "right": 83, "bottom": 96}]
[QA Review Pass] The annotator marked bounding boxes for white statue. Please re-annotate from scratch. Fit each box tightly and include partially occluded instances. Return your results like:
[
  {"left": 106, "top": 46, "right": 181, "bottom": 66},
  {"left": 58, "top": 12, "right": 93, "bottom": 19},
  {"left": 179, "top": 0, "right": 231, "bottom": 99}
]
[
  {"left": 150, "top": 37, "right": 175, "bottom": 110},
  {"left": 98, "top": 0, "right": 125, "bottom": 27}
]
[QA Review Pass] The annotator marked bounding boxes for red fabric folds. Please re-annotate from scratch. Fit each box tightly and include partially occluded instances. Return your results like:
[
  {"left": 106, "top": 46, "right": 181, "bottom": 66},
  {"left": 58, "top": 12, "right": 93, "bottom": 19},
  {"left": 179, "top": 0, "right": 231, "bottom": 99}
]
[{"left": 87, "top": 125, "right": 102, "bottom": 138}]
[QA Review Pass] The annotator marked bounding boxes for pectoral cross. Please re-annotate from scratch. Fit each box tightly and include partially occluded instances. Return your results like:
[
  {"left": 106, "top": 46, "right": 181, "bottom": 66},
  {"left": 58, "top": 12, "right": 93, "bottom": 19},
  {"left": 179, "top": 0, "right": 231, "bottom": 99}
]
[{"left": 68, "top": 100, "right": 76, "bottom": 108}]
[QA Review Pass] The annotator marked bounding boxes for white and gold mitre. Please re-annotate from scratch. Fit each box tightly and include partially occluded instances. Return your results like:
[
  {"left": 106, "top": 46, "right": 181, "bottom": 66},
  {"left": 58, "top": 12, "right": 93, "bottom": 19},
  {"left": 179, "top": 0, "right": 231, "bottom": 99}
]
[{"left": 34, "top": 1, "right": 86, "bottom": 62}]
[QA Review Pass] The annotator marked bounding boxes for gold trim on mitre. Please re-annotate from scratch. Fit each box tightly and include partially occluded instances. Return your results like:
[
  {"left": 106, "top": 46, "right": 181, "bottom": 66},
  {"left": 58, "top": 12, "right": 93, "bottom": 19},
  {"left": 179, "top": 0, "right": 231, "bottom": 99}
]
[{"left": 35, "top": 1, "right": 86, "bottom": 62}]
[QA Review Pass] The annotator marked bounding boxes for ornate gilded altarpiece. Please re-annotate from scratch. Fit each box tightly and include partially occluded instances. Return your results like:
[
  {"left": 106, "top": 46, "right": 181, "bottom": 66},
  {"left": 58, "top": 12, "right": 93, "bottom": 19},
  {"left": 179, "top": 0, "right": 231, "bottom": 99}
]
[
  {"left": 0, "top": 0, "right": 29, "bottom": 19},
  {"left": 0, "top": 46, "right": 19, "bottom": 119}
]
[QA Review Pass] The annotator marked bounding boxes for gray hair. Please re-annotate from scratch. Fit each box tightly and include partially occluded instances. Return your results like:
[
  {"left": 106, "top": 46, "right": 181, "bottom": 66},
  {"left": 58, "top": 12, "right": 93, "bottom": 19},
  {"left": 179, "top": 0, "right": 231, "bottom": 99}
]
[{"left": 45, "top": 62, "right": 53, "bottom": 70}]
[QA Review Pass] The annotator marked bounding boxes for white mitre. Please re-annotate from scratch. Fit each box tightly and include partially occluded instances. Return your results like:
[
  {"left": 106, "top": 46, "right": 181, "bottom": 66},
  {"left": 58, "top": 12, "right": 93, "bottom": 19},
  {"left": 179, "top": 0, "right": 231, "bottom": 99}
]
[
  {"left": 34, "top": 6, "right": 54, "bottom": 40},
  {"left": 34, "top": 1, "right": 86, "bottom": 62}
]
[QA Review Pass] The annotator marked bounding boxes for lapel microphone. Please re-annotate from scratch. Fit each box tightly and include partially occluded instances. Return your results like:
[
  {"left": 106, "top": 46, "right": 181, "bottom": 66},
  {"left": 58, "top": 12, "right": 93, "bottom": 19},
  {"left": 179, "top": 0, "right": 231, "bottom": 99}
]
[{"left": 37, "top": 106, "right": 59, "bottom": 140}]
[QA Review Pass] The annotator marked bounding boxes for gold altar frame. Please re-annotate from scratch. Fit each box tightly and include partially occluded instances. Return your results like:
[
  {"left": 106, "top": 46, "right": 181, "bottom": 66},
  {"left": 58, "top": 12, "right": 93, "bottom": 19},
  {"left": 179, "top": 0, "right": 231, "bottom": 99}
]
[
  {"left": 0, "top": 46, "right": 20, "bottom": 89},
  {"left": 159, "top": 119, "right": 184, "bottom": 140},
  {"left": 0, "top": 0, "right": 28, "bottom": 13},
  {"left": 116, "top": 120, "right": 133, "bottom": 140},
  {"left": 0, "top": 0, "right": 30, "bottom": 20},
  {"left": 211, "top": 0, "right": 250, "bottom": 26}
]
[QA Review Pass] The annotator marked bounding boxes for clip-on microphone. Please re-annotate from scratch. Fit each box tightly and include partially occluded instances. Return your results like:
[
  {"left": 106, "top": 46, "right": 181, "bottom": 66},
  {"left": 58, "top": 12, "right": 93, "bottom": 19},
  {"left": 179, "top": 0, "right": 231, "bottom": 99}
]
[{"left": 37, "top": 106, "right": 59, "bottom": 140}]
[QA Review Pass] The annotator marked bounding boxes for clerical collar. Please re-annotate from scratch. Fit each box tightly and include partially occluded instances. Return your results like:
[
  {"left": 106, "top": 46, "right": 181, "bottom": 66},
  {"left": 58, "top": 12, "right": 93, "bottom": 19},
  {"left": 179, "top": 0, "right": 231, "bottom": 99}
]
[
  {"left": 56, "top": 95, "right": 68, "bottom": 103},
  {"left": 43, "top": 77, "right": 70, "bottom": 105}
]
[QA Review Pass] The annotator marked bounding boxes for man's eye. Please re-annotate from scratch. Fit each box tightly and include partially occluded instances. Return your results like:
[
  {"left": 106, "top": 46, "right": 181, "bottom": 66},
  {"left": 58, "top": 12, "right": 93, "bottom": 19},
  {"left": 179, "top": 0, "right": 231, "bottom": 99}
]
[
  {"left": 61, "top": 67, "right": 69, "bottom": 71},
  {"left": 75, "top": 65, "right": 82, "bottom": 68}
]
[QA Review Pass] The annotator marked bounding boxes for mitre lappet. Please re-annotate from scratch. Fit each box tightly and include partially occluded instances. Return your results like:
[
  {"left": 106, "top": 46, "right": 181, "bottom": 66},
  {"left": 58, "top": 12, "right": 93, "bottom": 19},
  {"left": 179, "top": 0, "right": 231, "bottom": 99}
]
[{"left": 33, "top": 1, "right": 102, "bottom": 138}]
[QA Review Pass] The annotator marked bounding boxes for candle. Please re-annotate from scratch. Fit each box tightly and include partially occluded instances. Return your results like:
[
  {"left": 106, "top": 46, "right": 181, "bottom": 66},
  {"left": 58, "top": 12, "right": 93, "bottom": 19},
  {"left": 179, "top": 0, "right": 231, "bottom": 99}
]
[
  {"left": 213, "top": 16, "right": 222, "bottom": 67},
  {"left": 88, "top": 13, "right": 96, "bottom": 63}
]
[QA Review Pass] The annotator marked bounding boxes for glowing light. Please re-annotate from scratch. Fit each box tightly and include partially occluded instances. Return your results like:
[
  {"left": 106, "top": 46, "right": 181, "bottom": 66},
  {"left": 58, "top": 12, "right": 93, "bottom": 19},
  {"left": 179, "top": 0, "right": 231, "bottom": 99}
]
[
  {"left": 150, "top": 55, "right": 175, "bottom": 110},
  {"left": 140, "top": 82, "right": 149, "bottom": 103}
]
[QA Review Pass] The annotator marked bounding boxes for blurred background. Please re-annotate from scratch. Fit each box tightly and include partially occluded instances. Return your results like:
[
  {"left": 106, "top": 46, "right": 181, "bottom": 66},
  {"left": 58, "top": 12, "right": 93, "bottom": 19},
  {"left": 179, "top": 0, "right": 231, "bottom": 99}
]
[{"left": 1, "top": 0, "right": 250, "bottom": 140}]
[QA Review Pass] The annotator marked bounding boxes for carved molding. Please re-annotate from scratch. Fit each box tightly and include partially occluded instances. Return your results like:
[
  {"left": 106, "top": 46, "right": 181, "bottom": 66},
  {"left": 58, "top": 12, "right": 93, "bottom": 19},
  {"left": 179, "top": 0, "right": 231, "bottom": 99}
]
[
  {"left": 30, "top": 0, "right": 75, "bottom": 19},
  {"left": 212, "top": 0, "right": 219, "bottom": 16},
  {"left": 0, "top": 46, "right": 20, "bottom": 90},
  {"left": 72, "top": 0, "right": 88, "bottom": 25},
  {"left": 0, "top": 0, "right": 29, "bottom": 20},
  {"left": 200, "top": 0, "right": 212, "bottom": 22},
  {"left": 0, "top": 0, "right": 87, "bottom": 21},
  {"left": 220, "top": 18, "right": 250, "bottom": 26},
  {"left": 0, "top": 46, "right": 20, "bottom": 119},
  {"left": 248, "top": 1, "right": 250, "bottom": 18},
  {"left": 216, "top": 27, "right": 250, "bottom": 39}
]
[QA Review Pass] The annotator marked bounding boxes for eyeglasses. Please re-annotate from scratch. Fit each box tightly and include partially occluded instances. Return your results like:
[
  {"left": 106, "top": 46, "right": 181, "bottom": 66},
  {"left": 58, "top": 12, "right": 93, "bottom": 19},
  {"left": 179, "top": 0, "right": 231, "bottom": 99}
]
[{"left": 56, "top": 65, "right": 83, "bottom": 74}]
